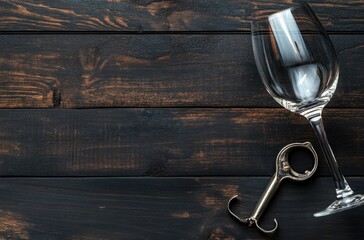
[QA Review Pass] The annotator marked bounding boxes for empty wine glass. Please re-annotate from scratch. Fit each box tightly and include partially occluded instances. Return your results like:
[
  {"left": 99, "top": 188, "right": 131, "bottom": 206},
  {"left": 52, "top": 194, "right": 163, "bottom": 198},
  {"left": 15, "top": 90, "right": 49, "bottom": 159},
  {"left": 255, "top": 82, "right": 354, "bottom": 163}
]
[{"left": 251, "top": 3, "right": 364, "bottom": 217}]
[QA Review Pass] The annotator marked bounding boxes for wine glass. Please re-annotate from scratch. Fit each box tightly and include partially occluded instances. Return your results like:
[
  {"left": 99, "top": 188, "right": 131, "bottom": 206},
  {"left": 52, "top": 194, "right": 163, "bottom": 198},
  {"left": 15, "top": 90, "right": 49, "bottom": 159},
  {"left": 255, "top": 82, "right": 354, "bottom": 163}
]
[{"left": 251, "top": 3, "right": 364, "bottom": 217}]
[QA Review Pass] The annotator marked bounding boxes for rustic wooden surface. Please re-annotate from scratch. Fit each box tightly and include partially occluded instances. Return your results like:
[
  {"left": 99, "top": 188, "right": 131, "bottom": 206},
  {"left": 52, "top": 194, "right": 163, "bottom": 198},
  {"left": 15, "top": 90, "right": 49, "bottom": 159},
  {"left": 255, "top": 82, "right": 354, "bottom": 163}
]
[
  {"left": 0, "top": 108, "right": 364, "bottom": 177},
  {"left": 0, "top": 177, "right": 364, "bottom": 240},
  {"left": 0, "top": 0, "right": 363, "bottom": 32},
  {"left": 0, "top": 0, "right": 364, "bottom": 239},
  {"left": 0, "top": 34, "right": 362, "bottom": 108}
]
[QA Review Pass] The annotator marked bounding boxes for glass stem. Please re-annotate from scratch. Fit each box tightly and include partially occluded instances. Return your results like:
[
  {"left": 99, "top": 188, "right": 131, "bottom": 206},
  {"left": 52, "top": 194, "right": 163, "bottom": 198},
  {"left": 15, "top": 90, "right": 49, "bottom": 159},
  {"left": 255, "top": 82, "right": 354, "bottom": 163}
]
[{"left": 307, "top": 113, "right": 354, "bottom": 199}]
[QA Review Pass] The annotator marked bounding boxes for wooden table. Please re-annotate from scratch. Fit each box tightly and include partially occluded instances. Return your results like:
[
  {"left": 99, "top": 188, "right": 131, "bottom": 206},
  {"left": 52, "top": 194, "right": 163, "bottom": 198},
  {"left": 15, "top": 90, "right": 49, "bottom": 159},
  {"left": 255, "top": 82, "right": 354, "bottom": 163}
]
[{"left": 0, "top": 1, "right": 363, "bottom": 239}]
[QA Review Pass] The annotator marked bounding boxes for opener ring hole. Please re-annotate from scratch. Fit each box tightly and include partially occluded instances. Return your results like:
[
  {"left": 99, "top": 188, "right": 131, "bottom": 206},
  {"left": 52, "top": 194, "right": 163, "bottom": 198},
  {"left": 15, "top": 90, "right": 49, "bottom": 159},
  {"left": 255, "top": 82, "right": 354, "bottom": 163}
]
[{"left": 287, "top": 147, "right": 315, "bottom": 174}]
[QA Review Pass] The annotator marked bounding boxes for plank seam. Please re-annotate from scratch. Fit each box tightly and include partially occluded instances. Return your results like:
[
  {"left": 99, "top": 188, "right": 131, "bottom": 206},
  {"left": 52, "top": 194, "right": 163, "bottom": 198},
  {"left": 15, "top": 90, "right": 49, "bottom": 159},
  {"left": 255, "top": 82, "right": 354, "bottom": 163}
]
[{"left": 0, "top": 31, "right": 363, "bottom": 35}]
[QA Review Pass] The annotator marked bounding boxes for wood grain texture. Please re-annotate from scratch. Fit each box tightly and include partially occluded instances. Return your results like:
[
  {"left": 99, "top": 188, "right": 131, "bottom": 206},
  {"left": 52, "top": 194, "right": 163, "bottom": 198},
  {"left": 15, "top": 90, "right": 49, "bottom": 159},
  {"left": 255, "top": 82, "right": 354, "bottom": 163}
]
[
  {"left": 0, "top": 0, "right": 363, "bottom": 31},
  {"left": 0, "top": 34, "right": 363, "bottom": 108},
  {"left": 0, "top": 108, "right": 363, "bottom": 176},
  {"left": 1, "top": 1, "right": 363, "bottom": 239},
  {"left": 0, "top": 177, "right": 363, "bottom": 239}
]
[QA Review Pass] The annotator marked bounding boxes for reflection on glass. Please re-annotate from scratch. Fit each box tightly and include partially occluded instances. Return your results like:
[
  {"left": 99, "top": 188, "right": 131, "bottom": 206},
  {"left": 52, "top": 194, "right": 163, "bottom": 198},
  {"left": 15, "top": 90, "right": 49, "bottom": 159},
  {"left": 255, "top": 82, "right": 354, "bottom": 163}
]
[{"left": 289, "top": 63, "right": 321, "bottom": 101}]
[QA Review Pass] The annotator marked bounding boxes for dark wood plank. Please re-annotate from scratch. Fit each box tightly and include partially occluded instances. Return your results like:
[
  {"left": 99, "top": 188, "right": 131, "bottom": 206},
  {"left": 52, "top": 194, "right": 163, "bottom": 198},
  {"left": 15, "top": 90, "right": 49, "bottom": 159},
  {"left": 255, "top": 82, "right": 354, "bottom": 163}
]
[
  {"left": 0, "top": 108, "right": 363, "bottom": 176},
  {"left": 0, "top": 0, "right": 363, "bottom": 31},
  {"left": 0, "top": 34, "right": 362, "bottom": 108},
  {"left": 0, "top": 177, "right": 363, "bottom": 239}
]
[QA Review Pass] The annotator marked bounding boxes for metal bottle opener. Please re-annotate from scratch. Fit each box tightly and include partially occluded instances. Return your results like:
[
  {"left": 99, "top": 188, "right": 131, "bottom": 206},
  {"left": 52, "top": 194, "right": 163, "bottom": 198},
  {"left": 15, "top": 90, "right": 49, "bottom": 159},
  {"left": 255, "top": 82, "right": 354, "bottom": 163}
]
[{"left": 227, "top": 142, "right": 318, "bottom": 234}]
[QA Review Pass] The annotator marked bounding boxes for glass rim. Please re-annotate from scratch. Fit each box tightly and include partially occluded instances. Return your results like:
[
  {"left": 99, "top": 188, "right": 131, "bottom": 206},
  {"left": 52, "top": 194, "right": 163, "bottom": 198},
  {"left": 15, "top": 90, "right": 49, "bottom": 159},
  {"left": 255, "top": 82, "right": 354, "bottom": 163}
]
[{"left": 251, "top": 3, "right": 311, "bottom": 25}]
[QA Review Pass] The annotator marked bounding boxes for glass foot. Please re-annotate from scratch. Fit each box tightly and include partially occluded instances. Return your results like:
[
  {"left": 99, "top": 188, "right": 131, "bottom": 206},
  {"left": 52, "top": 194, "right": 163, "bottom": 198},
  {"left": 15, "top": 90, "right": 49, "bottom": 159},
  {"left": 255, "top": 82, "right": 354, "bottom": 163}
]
[{"left": 314, "top": 194, "right": 364, "bottom": 217}]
